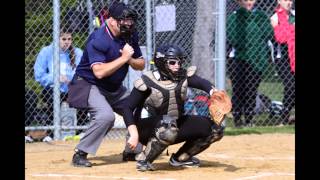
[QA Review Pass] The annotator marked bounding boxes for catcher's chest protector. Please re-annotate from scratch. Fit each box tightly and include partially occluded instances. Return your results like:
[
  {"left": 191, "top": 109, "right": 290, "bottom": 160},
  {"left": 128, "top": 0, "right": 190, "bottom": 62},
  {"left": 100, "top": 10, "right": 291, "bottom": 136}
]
[{"left": 139, "top": 71, "right": 187, "bottom": 119}]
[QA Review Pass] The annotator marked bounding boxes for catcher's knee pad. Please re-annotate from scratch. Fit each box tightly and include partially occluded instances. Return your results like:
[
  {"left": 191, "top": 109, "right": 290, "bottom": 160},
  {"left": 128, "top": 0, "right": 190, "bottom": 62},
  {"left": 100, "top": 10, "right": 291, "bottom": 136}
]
[
  {"left": 176, "top": 126, "right": 225, "bottom": 162},
  {"left": 210, "top": 125, "right": 225, "bottom": 143},
  {"left": 155, "top": 115, "right": 179, "bottom": 145},
  {"left": 137, "top": 137, "right": 168, "bottom": 163}
]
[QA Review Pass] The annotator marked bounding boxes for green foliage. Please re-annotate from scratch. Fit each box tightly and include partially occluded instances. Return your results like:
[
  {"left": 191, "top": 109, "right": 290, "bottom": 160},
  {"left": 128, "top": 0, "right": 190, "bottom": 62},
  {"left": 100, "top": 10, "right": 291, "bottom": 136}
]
[
  {"left": 60, "top": 0, "right": 78, "bottom": 8},
  {"left": 72, "top": 32, "right": 89, "bottom": 50},
  {"left": 25, "top": 79, "right": 43, "bottom": 95},
  {"left": 258, "top": 81, "right": 284, "bottom": 101},
  {"left": 25, "top": 0, "right": 53, "bottom": 72}
]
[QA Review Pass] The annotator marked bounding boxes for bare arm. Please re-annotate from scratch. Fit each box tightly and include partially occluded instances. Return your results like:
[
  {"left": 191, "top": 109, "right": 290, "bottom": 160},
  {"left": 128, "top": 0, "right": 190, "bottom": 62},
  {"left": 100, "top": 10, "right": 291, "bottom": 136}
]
[
  {"left": 127, "top": 57, "right": 145, "bottom": 70},
  {"left": 92, "top": 43, "right": 134, "bottom": 79},
  {"left": 127, "top": 124, "right": 139, "bottom": 150}
]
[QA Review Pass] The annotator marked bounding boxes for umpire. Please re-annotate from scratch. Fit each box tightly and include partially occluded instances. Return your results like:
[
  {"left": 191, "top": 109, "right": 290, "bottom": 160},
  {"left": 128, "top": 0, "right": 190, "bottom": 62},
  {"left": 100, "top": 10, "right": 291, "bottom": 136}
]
[{"left": 67, "top": 2, "right": 145, "bottom": 167}]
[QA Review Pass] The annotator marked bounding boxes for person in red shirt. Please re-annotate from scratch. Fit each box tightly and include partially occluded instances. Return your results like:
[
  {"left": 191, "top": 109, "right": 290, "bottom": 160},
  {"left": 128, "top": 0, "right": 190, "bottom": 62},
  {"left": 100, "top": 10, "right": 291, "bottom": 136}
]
[{"left": 270, "top": 0, "right": 295, "bottom": 125}]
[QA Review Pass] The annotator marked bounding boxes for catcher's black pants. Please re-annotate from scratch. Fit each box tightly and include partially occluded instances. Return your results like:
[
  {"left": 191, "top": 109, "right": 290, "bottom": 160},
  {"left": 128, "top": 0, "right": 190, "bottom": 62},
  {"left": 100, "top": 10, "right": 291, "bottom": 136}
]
[
  {"left": 274, "top": 53, "right": 295, "bottom": 123},
  {"left": 136, "top": 115, "right": 214, "bottom": 146},
  {"left": 228, "top": 60, "right": 262, "bottom": 125}
]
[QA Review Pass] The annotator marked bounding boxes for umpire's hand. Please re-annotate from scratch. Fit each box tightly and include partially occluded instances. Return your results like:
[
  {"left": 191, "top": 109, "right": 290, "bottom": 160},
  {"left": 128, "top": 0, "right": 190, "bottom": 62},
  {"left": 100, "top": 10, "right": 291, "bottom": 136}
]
[{"left": 120, "top": 43, "right": 134, "bottom": 61}]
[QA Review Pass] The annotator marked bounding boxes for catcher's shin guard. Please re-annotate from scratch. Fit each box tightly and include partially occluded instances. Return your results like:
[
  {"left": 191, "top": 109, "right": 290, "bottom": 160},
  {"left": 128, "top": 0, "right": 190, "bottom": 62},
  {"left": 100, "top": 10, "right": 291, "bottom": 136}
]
[
  {"left": 138, "top": 115, "right": 179, "bottom": 163},
  {"left": 174, "top": 126, "right": 224, "bottom": 162},
  {"left": 138, "top": 137, "right": 168, "bottom": 163}
]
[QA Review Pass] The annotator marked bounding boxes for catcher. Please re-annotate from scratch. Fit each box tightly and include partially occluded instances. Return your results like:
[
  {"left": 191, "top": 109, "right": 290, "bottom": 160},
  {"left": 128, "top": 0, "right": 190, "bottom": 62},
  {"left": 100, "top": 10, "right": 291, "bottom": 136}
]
[{"left": 121, "top": 44, "right": 232, "bottom": 171}]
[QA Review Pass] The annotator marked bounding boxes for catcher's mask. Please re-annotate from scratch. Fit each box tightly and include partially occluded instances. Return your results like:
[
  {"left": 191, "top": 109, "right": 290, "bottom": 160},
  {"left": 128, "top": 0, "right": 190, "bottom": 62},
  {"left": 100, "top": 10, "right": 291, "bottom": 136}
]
[
  {"left": 109, "top": 2, "right": 138, "bottom": 41},
  {"left": 154, "top": 44, "right": 187, "bottom": 81}
]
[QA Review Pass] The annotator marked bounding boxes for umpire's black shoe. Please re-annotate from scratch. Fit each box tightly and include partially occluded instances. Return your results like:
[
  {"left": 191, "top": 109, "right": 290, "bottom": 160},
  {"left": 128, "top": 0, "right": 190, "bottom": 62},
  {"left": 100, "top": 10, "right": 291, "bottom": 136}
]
[
  {"left": 136, "top": 160, "right": 155, "bottom": 171},
  {"left": 169, "top": 153, "right": 200, "bottom": 168},
  {"left": 122, "top": 150, "right": 137, "bottom": 161},
  {"left": 72, "top": 149, "right": 92, "bottom": 167}
]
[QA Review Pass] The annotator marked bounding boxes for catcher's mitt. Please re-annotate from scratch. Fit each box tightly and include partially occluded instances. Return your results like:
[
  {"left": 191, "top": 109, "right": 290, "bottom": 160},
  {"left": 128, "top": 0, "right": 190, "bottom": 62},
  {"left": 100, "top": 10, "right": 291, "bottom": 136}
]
[{"left": 208, "top": 90, "right": 232, "bottom": 126}]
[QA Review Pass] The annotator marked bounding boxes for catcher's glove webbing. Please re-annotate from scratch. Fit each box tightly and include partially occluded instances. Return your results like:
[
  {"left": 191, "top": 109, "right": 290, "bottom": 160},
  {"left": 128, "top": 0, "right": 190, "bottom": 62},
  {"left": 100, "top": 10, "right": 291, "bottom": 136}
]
[{"left": 208, "top": 90, "right": 232, "bottom": 126}]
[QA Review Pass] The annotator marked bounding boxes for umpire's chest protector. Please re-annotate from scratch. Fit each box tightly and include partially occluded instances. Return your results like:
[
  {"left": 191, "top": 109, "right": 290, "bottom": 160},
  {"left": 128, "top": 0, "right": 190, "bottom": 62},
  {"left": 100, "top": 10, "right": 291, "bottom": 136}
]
[{"left": 134, "top": 66, "right": 197, "bottom": 119}]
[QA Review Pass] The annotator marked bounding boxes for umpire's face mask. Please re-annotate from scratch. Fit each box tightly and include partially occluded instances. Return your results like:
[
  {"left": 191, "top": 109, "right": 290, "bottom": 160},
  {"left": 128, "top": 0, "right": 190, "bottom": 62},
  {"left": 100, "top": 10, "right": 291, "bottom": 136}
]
[{"left": 118, "top": 18, "right": 135, "bottom": 42}]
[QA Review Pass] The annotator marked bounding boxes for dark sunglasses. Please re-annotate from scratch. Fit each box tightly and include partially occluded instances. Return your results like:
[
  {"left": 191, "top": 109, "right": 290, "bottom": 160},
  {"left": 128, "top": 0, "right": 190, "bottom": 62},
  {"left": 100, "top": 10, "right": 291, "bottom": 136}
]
[
  {"left": 167, "top": 59, "right": 181, "bottom": 66},
  {"left": 62, "top": 37, "right": 72, "bottom": 41}
]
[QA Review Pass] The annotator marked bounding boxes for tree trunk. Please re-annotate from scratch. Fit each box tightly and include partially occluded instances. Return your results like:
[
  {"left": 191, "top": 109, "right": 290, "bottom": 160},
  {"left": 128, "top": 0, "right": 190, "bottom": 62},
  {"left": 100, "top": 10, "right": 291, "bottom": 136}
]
[{"left": 192, "top": 0, "right": 216, "bottom": 84}]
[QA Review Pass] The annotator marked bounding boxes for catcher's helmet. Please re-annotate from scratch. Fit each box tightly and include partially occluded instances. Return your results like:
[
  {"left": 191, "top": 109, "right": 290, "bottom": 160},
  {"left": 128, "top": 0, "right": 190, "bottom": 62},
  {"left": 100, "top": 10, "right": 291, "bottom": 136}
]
[{"left": 153, "top": 44, "right": 187, "bottom": 81}]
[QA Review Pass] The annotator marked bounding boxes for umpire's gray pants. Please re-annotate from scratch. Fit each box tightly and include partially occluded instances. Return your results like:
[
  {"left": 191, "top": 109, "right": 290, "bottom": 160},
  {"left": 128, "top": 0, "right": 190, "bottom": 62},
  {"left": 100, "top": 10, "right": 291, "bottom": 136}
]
[{"left": 76, "top": 85, "right": 128, "bottom": 155}]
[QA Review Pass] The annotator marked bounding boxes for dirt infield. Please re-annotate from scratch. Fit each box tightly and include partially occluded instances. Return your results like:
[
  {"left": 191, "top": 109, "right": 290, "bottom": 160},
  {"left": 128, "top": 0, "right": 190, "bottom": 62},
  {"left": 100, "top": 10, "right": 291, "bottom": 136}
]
[{"left": 25, "top": 133, "right": 294, "bottom": 180}]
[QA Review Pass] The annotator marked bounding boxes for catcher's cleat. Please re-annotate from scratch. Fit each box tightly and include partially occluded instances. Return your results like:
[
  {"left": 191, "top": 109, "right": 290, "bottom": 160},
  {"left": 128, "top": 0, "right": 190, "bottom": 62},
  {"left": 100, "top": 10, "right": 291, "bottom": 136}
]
[
  {"left": 122, "top": 150, "right": 137, "bottom": 161},
  {"left": 72, "top": 149, "right": 92, "bottom": 167},
  {"left": 136, "top": 160, "right": 155, "bottom": 171},
  {"left": 169, "top": 154, "right": 200, "bottom": 168}
]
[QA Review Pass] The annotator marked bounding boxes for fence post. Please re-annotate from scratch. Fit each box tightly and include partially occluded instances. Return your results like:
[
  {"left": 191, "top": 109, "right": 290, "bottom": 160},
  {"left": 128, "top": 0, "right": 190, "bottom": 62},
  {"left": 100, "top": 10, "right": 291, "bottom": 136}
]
[
  {"left": 215, "top": 0, "right": 226, "bottom": 90},
  {"left": 53, "top": 0, "right": 61, "bottom": 140},
  {"left": 86, "top": 0, "right": 94, "bottom": 34},
  {"left": 145, "top": 0, "right": 152, "bottom": 70}
]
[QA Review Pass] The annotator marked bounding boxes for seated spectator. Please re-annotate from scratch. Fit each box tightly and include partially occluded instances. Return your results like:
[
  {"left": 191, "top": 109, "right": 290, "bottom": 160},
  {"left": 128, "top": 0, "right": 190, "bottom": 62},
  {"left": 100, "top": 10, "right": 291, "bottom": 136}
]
[{"left": 32, "top": 27, "right": 83, "bottom": 141}]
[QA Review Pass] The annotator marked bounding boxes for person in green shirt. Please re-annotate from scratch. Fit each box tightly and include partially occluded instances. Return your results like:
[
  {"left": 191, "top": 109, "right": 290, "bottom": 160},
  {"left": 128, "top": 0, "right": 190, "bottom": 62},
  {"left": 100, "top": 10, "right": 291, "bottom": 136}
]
[{"left": 226, "top": 0, "right": 273, "bottom": 127}]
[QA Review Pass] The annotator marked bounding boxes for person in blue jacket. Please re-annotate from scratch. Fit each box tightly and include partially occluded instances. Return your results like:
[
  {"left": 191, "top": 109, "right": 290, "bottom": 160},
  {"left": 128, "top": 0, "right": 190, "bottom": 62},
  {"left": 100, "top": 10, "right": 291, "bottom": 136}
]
[{"left": 33, "top": 27, "right": 83, "bottom": 140}]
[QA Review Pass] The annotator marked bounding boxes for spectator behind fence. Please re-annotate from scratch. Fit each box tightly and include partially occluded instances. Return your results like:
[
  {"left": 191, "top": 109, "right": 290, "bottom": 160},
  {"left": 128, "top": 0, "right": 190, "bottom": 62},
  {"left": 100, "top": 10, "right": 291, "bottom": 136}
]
[
  {"left": 33, "top": 27, "right": 83, "bottom": 141},
  {"left": 226, "top": 0, "right": 274, "bottom": 127},
  {"left": 67, "top": 2, "right": 145, "bottom": 167},
  {"left": 270, "top": 0, "right": 295, "bottom": 125}
]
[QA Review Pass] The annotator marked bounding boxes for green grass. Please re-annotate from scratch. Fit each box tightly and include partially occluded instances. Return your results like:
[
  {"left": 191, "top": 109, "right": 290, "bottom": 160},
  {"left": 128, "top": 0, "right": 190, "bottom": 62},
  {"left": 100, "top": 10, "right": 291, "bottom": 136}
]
[
  {"left": 258, "top": 81, "right": 284, "bottom": 101},
  {"left": 224, "top": 125, "right": 295, "bottom": 136}
]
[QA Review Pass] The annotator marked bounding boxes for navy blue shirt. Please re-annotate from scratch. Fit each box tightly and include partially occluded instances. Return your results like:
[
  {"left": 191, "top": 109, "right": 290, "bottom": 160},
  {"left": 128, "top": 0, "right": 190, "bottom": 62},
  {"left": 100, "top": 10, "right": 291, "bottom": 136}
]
[{"left": 76, "top": 24, "right": 143, "bottom": 92}]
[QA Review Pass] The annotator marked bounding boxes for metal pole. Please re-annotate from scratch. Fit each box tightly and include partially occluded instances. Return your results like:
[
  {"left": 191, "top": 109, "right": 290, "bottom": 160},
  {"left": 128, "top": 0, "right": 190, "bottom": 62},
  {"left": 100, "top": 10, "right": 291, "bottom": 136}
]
[
  {"left": 216, "top": 0, "right": 226, "bottom": 90},
  {"left": 86, "top": 0, "right": 94, "bottom": 34},
  {"left": 146, "top": 0, "right": 152, "bottom": 70},
  {"left": 53, "top": 0, "right": 61, "bottom": 140}
]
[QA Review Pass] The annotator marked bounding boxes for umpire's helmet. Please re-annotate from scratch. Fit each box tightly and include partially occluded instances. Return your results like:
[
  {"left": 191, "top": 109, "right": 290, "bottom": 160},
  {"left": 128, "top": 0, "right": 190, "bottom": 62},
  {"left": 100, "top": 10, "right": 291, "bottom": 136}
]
[
  {"left": 108, "top": 2, "right": 138, "bottom": 21},
  {"left": 108, "top": 2, "right": 138, "bottom": 41},
  {"left": 153, "top": 44, "right": 187, "bottom": 81}
]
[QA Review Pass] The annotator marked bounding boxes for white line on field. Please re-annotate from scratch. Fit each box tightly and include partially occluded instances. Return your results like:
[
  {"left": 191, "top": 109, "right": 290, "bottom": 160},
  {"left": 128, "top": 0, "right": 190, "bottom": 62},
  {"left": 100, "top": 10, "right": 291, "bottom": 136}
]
[
  {"left": 234, "top": 172, "right": 295, "bottom": 180},
  {"left": 199, "top": 153, "right": 294, "bottom": 161},
  {"left": 30, "top": 173, "right": 176, "bottom": 180}
]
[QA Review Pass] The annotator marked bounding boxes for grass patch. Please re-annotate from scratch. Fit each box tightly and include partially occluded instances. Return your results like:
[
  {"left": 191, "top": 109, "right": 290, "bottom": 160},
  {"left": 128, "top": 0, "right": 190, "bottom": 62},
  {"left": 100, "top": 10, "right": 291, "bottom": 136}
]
[{"left": 224, "top": 125, "right": 295, "bottom": 136}]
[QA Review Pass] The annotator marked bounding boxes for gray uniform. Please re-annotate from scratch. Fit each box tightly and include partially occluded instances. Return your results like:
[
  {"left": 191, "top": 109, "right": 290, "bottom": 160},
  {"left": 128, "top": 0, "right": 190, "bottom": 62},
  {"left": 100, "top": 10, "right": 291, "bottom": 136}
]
[{"left": 76, "top": 85, "right": 128, "bottom": 155}]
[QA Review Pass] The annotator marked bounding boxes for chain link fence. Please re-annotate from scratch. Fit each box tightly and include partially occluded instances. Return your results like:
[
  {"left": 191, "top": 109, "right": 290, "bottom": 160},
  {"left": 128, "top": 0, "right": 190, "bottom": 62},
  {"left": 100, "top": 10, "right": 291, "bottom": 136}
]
[
  {"left": 25, "top": 0, "right": 295, "bottom": 141},
  {"left": 223, "top": 0, "right": 295, "bottom": 127}
]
